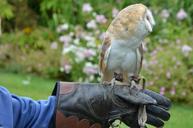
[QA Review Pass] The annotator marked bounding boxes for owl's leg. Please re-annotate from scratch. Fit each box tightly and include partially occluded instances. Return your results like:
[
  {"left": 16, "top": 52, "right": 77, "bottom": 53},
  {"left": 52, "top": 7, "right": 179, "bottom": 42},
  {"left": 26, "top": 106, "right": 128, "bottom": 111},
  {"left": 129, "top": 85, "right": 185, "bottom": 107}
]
[
  {"left": 101, "top": 71, "right": 114, "bottom": 86},
  {"left": 111, "top": 72, "right": 127, "bottom": 86},
  {"left": 110, "top": 77, "right": 122, "bottom": 87}
]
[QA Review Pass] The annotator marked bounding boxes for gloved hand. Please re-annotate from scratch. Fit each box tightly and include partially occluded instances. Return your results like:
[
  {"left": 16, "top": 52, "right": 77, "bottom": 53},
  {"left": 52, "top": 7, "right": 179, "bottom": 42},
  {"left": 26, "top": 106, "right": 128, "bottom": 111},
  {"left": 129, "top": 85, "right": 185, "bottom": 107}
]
[{"left": 51, "top": 82, "right": 171, "bottom": 128}]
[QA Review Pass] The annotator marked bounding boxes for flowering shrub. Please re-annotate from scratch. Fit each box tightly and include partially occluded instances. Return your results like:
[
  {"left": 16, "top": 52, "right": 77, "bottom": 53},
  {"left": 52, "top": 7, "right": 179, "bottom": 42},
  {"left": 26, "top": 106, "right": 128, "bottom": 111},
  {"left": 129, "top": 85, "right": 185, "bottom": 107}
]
[{"left": 0, "top": 0, "right": 193, "bottom": 104}]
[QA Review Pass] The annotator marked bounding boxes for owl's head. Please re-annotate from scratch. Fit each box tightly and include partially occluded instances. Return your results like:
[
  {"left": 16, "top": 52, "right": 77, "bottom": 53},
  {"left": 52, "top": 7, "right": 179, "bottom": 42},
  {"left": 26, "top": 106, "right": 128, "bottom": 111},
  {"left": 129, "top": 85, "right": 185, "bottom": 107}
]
[{"left": 108, "top": 4, "right": 155, "bottom": 40}]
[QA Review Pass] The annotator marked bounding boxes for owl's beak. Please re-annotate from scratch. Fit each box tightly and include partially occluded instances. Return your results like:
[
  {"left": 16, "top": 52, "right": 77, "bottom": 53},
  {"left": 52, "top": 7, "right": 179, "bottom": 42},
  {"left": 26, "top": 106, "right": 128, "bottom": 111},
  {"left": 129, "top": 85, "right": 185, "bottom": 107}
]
[{"left": 144, "top": 9, "right": 155, "bottom": 32}]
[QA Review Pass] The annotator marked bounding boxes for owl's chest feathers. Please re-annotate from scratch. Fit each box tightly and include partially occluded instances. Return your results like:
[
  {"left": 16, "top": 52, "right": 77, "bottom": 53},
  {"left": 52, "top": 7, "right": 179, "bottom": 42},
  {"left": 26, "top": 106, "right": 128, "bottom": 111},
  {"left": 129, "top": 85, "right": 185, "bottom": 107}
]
[{"left": 107, "top": 40, "right": 141, "bottom": 73}]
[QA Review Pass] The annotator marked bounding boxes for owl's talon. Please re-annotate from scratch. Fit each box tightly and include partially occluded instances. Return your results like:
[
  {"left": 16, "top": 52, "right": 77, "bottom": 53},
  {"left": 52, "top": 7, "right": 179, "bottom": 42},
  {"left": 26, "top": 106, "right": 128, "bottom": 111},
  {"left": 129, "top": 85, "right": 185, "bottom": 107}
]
[
  {"left": 111, "top": 78, "right": 116, "bottom": 86},
  {"left": 110, "top": 78, "right": 129, "bottom": 86}
]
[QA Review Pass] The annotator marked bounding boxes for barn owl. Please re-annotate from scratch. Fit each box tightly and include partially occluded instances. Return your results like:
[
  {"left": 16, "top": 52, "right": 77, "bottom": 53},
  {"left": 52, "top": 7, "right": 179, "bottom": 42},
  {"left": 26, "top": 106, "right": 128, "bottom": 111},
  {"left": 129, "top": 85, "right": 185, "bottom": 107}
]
[{"left": 99, "top": 4, "right": 155, "bottom": 84}]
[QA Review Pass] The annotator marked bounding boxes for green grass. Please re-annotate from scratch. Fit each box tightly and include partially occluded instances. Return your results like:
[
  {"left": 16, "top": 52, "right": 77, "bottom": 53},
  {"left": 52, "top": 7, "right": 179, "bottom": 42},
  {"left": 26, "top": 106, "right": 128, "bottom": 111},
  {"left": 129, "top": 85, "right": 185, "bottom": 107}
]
[
  {"left": 0, "top": 71, "right": 193, "bottom": 127},
  {"left": 0, "top": 71, "right": 55, "bottom": 99},
  {"left": 163, "top": 104, "right": 193, "bottom": 128}
]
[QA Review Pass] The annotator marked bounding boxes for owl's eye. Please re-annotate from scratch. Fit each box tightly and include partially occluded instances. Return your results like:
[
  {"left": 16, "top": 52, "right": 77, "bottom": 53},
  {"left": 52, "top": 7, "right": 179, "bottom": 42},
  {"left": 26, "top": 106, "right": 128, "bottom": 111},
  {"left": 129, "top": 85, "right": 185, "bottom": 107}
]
[
  {"left": 146, "top": 10, "right": 155, "bottom": 26},
  {"left": 144, "top": 9, "right": 155, "bottom": 32},
  {"left": 144, "top": 16, "right": 152, "bottom": 32},
  {"left": 125, "top": 27, "right": 128, "bottom": 31}
]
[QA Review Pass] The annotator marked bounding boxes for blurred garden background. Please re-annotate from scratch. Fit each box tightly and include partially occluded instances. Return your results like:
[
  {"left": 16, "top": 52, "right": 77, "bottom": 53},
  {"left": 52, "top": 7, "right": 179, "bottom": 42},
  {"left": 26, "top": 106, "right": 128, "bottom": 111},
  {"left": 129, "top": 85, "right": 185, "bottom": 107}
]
[{"left": 0, "top": 0, "right": 193, "bottom": 127}]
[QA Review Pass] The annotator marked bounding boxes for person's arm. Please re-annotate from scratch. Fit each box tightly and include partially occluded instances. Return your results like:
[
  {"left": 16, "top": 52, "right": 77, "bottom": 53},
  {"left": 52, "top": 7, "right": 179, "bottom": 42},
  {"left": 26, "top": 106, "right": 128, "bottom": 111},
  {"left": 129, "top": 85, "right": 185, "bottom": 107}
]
[{"left": 0, "top": 86, "right": 56, "bottom": 128}]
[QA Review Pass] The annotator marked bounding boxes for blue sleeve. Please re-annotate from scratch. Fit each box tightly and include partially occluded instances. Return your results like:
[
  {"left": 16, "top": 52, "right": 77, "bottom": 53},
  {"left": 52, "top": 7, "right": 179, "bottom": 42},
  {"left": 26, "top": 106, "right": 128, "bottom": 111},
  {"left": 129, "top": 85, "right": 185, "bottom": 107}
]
[{"left": 0, "top": 86, "right": 56, "bottom": 128}]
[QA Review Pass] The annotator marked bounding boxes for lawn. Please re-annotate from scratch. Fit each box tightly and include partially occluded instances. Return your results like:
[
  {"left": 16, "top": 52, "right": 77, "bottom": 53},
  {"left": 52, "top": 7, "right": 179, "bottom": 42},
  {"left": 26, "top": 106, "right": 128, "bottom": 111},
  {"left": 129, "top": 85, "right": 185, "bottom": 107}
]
[
  {"left": 0, "top": 71, "right": 55, "bottom": 99},
  {"left": 0, "top": 71, "right": 192, "bottom": 127}
]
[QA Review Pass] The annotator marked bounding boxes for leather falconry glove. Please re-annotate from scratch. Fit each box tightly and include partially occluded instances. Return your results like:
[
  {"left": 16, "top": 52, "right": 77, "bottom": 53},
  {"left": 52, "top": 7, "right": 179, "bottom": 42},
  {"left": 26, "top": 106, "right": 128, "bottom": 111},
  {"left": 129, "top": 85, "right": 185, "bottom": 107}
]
[{"left": 51, "top": 82, "right": 171, "bottom": 128}]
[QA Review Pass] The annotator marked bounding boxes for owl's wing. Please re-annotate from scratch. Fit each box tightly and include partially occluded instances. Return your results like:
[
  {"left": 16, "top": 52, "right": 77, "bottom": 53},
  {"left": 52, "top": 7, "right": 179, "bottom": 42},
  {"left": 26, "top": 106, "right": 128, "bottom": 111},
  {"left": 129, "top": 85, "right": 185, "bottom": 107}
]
[
  {"left": 137, "top": 43, "right": 144, "bottom": 74},
  {"left": 99, "top": 35, "right": 111, "bottom": 75}
]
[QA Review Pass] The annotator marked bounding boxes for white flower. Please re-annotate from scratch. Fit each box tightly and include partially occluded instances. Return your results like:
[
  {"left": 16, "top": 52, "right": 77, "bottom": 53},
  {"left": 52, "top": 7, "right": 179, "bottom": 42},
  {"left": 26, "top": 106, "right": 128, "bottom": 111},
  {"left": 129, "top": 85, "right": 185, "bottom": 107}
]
[
  {"left": 96, "top": 14, "right": 107, "bottom": 24},
  {"left": 84, "top": 35, "right": 95, "bottom": 42},
  {"left": 50, "top": 42, "right": 58, "bottom": 49},
  {"left": 176, "top": 9, "right": 187, "bottom": 20},
  {"left": 82, "top": 3, "right": 93, "bottom": 13},
  {"left": 83, "top": 35, "right": 96, "bottom": 47},
  {"left": 166, "top": 71, "right": 171, "bottom": 79},
  {"left": 56, "top": 23, "right": 69, "bottom": 33},
  {"left": 22, "top": 80, "right": 30, "bottom": 85},
  {"left": 86, "top": 20, "right": 97, "bottom": 29},
  {"left": 173, "top": 81, "right": 178, "bottom": 86},
  {"left": 181, "top": 45, "right": 192, "bottom": 56},
  {"left": 74, "top": 47, "right": 86, "bottom": 62},
  {"left": 181, "top": 91, "right": 186, "bottom": 96},
  {"left": 112, "top": 8, "right": 119, "bottom": 18},
  {"left": 62, "top": 45, "right": 76, "bottom": 54},
  {"left": 73, "top": 38, "right": 80, "bottom": 45},
  {"left": 160, "top": 9, "right": 170, "bottom": 19},
  {"left": 22, "top": 77, "right": 31, "bottom": 85}
]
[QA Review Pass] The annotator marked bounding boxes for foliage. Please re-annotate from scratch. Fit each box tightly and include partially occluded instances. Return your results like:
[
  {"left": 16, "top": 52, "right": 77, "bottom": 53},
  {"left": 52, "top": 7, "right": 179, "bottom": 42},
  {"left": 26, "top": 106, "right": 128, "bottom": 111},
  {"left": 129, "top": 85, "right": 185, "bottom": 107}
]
[
  {"left": 0, "top": 0, "right": 13, "bottom": 19},
  {"left": 0, "top": 28, "right": 61, "bottom": 78},
  {"left": 0, "top": 0, "right": 193, "bottom": 104}
]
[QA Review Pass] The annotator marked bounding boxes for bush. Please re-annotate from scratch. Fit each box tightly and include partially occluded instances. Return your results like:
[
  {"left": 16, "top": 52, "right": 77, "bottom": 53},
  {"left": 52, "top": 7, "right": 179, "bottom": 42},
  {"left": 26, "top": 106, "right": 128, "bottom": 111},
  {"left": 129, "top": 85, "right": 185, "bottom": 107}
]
[{"left": 0, "top": 27, "right": 61, "bottom": 78}]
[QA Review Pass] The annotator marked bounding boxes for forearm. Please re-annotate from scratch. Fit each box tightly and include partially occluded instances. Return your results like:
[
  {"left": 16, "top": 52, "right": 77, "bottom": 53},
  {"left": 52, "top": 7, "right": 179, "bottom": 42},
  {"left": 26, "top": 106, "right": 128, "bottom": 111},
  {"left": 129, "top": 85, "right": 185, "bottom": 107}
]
[
  {"left": 12, "top": 95, "right": 56, "bottom": 128},
  {"left": 0, "top": 86, "right": 56, "bottom": 128}
]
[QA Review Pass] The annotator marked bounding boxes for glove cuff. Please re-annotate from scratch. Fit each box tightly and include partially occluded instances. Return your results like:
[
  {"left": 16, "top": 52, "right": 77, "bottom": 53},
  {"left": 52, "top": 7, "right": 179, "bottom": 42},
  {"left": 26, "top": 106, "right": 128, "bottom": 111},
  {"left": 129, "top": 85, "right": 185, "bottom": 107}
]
[
  {"left": 56, "top": 110, "right": 102, "bottom": 128},
  {"left": 52, "top": 81, "right": 103, "bottom": 128}
]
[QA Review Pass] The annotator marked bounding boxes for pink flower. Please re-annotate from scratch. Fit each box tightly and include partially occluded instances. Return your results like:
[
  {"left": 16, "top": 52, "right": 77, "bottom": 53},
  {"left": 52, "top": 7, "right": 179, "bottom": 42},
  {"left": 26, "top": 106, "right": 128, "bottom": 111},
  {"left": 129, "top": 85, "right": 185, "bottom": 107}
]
[
  {"left": 61, "top": 64, "right": 72, "bottom": 74},
  {"left": 83, "top": 49, "right": 96, "bottom": 58},
  {"left": 160, "top": 87, "right": 165, "bottom": 95},
  {"left": 50, "top": 42, "right": 58, "bottom": 49},
  {"left": 82, "top": 3, "right": 93, "bottom": 13},
  {"left": 59, "top": 35, "right": 72, "bottom": 46},
  {"left": 170, "top": 88, "right": 176, "bottom": 95},
  {"left": 176, "top": 9, "right": 187, "bottom": 20},
  {"left": 83, "top": 62, "right": 98, "bottom": 75},
  {"left": 86, "top": 20, "right": 97, "bottom": 29},
  {"left": 181, "top": 45, "right": 192, "bottom": 56},
  {"left": 96, "top": 14, "right": 107, "bottom": 24},
  {"left": 112, "top": 8, "right": 119, "bottom": 18},
  {"left": 160, "top": 9, "right": 170, "bottom": 19},
  {"left": 149, "top": 60, "right": 158, "bottom": 65}
]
